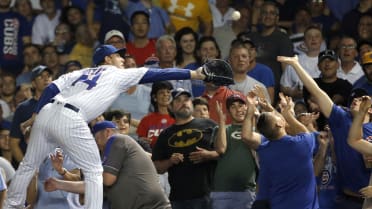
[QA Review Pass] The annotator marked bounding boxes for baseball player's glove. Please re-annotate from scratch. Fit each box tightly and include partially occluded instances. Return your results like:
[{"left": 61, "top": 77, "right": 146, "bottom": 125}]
[{"left": 202, "top": 59, "right": 235, "bottom": 86}]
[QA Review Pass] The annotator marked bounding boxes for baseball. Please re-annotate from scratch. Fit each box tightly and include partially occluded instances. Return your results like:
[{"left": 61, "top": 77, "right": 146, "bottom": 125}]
[{"left": 231, "top": 11, "right": 241, "bottom": 21}]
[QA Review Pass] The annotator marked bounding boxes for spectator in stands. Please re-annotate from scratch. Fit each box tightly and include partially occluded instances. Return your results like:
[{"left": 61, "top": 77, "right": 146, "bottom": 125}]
[
  {"left": 247, "top": 1, "right": 294, "bottom": 103},
  {"left": 281, "top": 25, "right": 323, "bottom": 100},
  {"left": 278, "top": 55, "right": 371, "bottom": 209},
  {"left": 0, "top": 73, "right": 16, "bottom": 113},
  {"left": 9, "top": 66, "right": 52, "bottom": 168},
  {"left": 14, "top": 0, "right": 37, "bottom": 26},
  {"left": 104, "top": 30, "right": 126, "bottom": 50},
  {"left": 16, "top": 44, "right": 43, "bottom": 86},
  {"left": 69, "top": 23, "right": 95, "bottom": 68},
  {"left": 32, "top": 0, "right": 61, "bottom": 45},
  {"left": 192, "top": 97, "right": 210, "bottom": 119},
  {"left": 127, "top": 11, "right": 156, "bottom": 66},
  {"left": 52, "top": 22, "right": 76, "bottom": 65},
  {"left": 337, "top": 36, "right": 364, "bottom": 85},
  {"left": 357, "top": 13, "right": 372, "bottom": 42},
  {"left": 42, "top": 44, "right": 63, "bottom": 79},
  {"left": 358, "top": 39, "right": 372, "bottom": 58},
  {"left": 158, "top": 0, "right": 213, "bottom": 36},
  {"left": 0, "top": 0, "right": 31, "bottom": 76},
  {"left": 341, "top": 0, "right": 372, "bottom": 40},
  {"left": 174, "top": 27, "right": 198, "bottom": 69},
  {"left": 152, "top": 88, "right": 219, "bottom": 209},
  {"left": 60, "top": 5, "right": 85, "bottom": 32},
  {"left": 155, "top": 35, "right": 193, "bottom": 94},
  {"left": 125, "top": 0, "right": 172, "bottom": 40},
  {"left": 354, "top": 51, "right": 372, "bottom": 94}
]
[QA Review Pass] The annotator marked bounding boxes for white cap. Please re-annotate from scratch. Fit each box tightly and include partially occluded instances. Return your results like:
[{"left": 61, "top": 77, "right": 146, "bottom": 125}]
[{"left": 104, "top": 30, "right": 125, "bottom": 43}]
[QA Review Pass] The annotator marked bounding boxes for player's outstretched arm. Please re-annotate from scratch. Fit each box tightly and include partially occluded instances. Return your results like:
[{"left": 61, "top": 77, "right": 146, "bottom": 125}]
[
  {"left": 348, "top": 96, "right": 372, "bottom": 155},
  {"left": 277, "top": 56, "right": 333, "bottom": 118}
]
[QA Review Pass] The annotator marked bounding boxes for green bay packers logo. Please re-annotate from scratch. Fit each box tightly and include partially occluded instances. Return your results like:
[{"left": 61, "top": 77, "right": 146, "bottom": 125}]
[
  {"left": 231, "top": 130, "right": 241, "bottom": 140},
  {"left": 168, "top": 129, "right": 203, "bottom": 147}
]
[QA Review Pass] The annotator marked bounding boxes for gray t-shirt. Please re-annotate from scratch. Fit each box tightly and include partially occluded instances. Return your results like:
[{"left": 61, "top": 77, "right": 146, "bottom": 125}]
[{"left": 103, "top": 134, "right": 171, "bottom": 209}]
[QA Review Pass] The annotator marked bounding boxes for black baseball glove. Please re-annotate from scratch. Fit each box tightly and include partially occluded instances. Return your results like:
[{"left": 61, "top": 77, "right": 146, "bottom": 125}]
[{"left": 202, "top": 59, "right": 235, "bottom": 86}]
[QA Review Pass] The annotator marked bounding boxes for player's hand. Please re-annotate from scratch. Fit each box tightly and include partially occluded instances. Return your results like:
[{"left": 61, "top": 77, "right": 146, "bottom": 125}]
[
  {"left": 189, "top": 147, "right": 210, "bottom": 164},
  {"left": 50, "top": 149, "right": 64, "bottom": 174},
  {"left": 44, "top": 177, "right": 60, "bottom": 192},
  {"left": 360, "top": 186, "right": 372, "bottom": 198},
  {"left": 194, "top": 67, "right": 207, "bottom": 80},
  {"left": 170, "top": 153, "right": 184, "bottom": 165}
]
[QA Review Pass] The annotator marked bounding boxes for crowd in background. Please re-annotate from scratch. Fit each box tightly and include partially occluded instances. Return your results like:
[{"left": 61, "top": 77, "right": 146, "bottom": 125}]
[{"left": 0, "top": 0, "right": 372, "bottom": 208}]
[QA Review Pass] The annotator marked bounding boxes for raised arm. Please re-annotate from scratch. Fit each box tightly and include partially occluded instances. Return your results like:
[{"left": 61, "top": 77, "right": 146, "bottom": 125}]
[
  {"left": 214, "top": 101, "right": 227, "bottom": 154},
  {"left": 277, "top": 56, "right": 334, "bottom": 117},
  {"left": 348, "top": 96, "right": 372, "bottom": 155},
  {"left": 241, "top": 95, "right": 262, "bottom": 149},
  {"left": 279, "top": 93, "right": 309, "bottom": 135}
]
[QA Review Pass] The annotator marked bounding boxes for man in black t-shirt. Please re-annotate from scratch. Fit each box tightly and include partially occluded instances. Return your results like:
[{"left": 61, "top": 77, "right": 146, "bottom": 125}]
[{"left": 152, "top": 88, "right": 219, "bottom": 209}]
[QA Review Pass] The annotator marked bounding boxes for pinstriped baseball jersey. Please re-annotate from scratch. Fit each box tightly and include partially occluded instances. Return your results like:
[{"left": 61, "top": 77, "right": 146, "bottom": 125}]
[{"left": 53, "top": 65, "right": 148, "bottom": 122}]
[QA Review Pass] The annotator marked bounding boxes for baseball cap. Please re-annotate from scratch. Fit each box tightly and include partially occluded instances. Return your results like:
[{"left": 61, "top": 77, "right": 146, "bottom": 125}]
[
  {"left": 93, "top": 45, "right": 126, "bottom": 66},
  {"left": 104, "top": 30, "right": 125, "bottom": 43},
  {"left": 361, "top": 51, "right": 372, "bottom": 66},
  {"left": 65, "top": 60, "right": 82, "bottom": 70},
  {"left": 318, "top": 50, "right": 338, "bottom": 63},
  {"left": 31, "top": 65, "right": 52, "bottom": 80},
  {"left": 171, "top": 88, "right": 192, "bottom": 100},
  {"left": 349, "top": 88, "right": 369, "bottom": 105},
  {"left": 92, "top": 121, "right": 117, "bottom": 135},
  {"left": 226, "top": 94, "right": 247, "bottom": 109}
]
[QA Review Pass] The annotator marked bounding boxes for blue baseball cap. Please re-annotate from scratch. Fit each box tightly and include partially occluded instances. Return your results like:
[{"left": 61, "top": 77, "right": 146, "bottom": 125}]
[
  {"left": 31, "top": 65, "right": 52, "bottom": 80},
  {"left": 92, "top": 45, "right": 126, "bottom": 66},
  {"left": 92, "top": 121, "right": 117, "bottom": 135},
  {"left": 171, "top": 88, "right": 192, "bottom": 101}
]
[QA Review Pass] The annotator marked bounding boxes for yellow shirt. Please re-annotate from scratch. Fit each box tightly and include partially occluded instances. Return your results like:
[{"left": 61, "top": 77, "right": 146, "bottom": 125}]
[
  {"left": 69, "top": 43, "right": 94, "bottom": 68},
  {"left": 159, "top": 0, "right": 212, "bottom": 32}
]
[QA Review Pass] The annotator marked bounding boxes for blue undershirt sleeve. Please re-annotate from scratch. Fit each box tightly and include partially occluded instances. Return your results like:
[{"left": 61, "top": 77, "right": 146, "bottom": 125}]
[
  {"left": 35, "top": 83, "right": 60, "bottom": 113},
  {"left": 139, "top": 68, "right": 191, "bottom": 84}
]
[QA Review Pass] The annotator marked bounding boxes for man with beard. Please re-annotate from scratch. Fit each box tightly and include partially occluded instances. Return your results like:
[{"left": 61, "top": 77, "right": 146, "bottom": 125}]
[
  {"left": 353, "top": 51, "right": 372, "bottom": 94},
  {"left": 152, "top": 88, "right": 219, "bottom": 209}
]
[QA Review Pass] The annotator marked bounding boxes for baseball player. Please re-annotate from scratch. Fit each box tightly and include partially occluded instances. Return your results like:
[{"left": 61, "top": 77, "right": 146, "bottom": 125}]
[{"left": 4, "top": 45, "right": 234, "bottom": 209}]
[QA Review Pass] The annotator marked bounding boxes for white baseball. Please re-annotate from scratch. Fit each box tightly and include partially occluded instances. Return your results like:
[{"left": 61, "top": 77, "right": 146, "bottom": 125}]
[{"left": 231, "top": 11, "right": 241, "bottom": 21}]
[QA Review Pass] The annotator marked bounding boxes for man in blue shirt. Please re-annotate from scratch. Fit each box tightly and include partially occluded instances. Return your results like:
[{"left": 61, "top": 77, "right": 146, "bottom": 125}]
[
  {"left": 278, "top": 55, "right": 372, "bottom": 209},
  {"left": 353, "top": 51, "right": 372, "bottom": 95},
  {"left": 241, "top": 93, "right": 319, "bottom": 209}
]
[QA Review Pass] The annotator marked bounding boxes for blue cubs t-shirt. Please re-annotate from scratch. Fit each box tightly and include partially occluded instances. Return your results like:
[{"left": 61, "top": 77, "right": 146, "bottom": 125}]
[
  {"left": 328, "top": 105, "right": 372, "bottom": 193},
  {"left": 256, "top": 133, "right": 319, "bottom": 209}
]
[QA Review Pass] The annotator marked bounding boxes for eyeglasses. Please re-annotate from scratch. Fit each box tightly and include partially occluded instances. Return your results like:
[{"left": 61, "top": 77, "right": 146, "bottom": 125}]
[{"left": 340, "top": 45, "right": 356, "bottom": 50}]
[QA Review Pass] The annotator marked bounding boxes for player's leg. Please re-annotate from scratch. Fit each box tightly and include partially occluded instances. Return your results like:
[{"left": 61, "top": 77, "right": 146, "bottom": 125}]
[
  {"left": 4, "top": 115, "right": 54, "bottom": 208},
  {"left": 52, "top": 114, "right": 103, "bottom": 209}
]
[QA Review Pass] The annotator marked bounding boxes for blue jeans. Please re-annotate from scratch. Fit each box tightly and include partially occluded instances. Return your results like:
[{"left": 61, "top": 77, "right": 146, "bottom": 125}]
[
  {"left": 210, "top": 190, "right": 256, "bottom": 209},
  {"left": 171, "top": 196, "right": 211, "bottom": 209}
]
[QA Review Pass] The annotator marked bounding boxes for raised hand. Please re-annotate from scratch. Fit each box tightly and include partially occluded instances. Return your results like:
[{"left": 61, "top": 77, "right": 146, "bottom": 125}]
[
  {"left": 215, "top": 101, "right": 226, "bottom": 123},
  {"left": 360, "top": 96, "right": 372, "bottom": 113},
  {"left": 50, "top": 148, "right": 64, "bottom": 174},
  {"left": 277, "top": 55, "right": 299, "bottom": 66}
]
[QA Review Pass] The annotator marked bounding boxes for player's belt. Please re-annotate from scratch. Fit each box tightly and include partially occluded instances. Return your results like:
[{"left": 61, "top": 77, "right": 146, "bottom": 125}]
[{"left": 50, "top": 99, "right": 80, "bottom": 113}]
